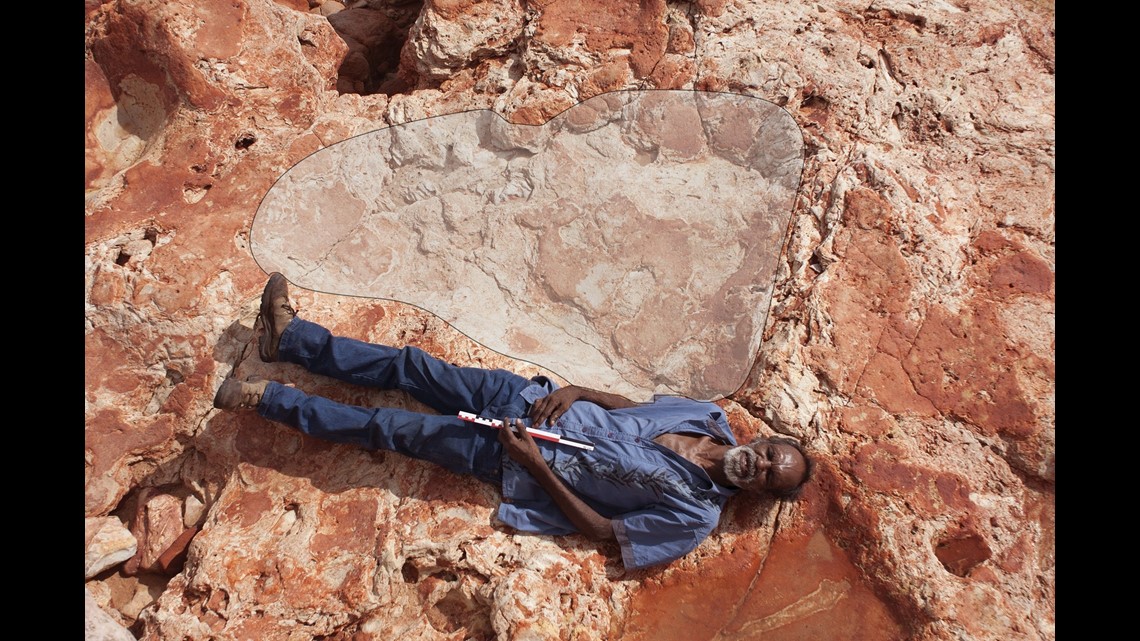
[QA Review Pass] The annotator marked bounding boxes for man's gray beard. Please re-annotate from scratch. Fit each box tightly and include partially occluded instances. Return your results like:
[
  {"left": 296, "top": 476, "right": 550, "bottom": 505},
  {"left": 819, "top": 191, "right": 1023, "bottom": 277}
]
[{"left": 723, "top": 444, "right": 755, "bottom": 486}]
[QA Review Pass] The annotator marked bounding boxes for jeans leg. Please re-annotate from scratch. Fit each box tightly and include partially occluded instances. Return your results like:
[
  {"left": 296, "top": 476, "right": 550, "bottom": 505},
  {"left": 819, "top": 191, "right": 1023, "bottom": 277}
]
[
  {"left": 278, "top": 318, "right": 532, "bottom": 418},
  {"left": 259, "top": 382, "right": 504, "bottom": 482}
]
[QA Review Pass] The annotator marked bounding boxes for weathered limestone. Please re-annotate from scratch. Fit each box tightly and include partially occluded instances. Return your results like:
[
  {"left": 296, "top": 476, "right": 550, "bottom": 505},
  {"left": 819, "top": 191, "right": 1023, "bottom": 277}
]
[
  {"left": 251, "top": 90, "right": 802, "bottom": 401},
  {"left": 85, "top": 517, "right": 138, "bottom": 579},
  {"left": 86, "top": 587, "right": 138, "bottom": 641}
]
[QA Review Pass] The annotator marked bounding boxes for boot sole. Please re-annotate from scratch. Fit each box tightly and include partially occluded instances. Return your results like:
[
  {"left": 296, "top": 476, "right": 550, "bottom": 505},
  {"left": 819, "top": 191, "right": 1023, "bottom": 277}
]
[
  {"left": 213, "top": 378, "right": 241, "bottom": 409},
  {"left": 258, "top": 272, "right": 288, "bottom": 362}
]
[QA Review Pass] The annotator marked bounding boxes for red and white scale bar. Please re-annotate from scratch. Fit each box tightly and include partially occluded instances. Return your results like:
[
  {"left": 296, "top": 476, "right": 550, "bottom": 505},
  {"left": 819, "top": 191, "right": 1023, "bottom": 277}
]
[{"left": 457, "top": 411, "right": 594, "bottom": 451}]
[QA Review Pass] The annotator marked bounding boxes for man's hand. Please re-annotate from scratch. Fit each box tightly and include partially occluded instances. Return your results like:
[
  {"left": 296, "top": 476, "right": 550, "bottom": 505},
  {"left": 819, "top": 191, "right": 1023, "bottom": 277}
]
[
  {"left": 528, "top": 385, "right": 640, "bottom": 426},
  {"left": 498, "top": 417, "right": 615, "bottom": 541},
  {"left": 528, "top": 386, "right": 584, "bottom": 427},
  {"left": 498, "top": 418, "right": 547, "bottom": 472}
]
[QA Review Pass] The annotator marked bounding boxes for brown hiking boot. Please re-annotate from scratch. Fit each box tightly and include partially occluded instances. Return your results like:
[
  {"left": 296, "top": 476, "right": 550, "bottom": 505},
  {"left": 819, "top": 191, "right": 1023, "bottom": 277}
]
[
  {"left": 213, "top": 378, "right": 269, "bottom": 410},
  {"left": 258, "top": 272, "right": 296, "bottom": 363}
]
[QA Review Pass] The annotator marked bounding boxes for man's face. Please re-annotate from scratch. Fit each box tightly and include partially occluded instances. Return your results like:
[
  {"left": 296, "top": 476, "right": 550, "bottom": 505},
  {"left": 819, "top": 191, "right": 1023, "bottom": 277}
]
[{"left": 723, "top": 439, "right": 807, "bottom": 493}]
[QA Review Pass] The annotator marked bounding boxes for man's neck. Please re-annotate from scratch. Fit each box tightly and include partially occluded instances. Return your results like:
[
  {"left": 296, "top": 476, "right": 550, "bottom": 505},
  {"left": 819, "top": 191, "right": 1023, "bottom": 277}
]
[{"left": 652, "top": 433, "right": 733, "bottom": 486}]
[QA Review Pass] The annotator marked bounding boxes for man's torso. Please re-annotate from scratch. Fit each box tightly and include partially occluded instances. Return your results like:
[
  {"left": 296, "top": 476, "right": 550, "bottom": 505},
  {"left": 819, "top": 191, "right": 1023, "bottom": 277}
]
[{"left": 498, "top": 391, "right": 739, "bottom": 533}]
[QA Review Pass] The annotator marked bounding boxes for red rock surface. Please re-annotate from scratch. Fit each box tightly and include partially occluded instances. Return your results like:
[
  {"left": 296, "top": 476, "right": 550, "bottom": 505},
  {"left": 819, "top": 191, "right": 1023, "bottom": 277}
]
[{"left": 85, "top": 1, "right": 1055, "bottom": 640}]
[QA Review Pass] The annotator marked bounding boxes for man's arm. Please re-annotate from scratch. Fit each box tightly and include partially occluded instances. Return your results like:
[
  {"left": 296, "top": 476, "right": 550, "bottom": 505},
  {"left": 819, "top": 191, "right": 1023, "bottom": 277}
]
[
  {"left": 499, "top": 419, "right": 615, "bottom": 541},
  {"left": 528, "top": 384, "right": 639, "bottom": 426}
]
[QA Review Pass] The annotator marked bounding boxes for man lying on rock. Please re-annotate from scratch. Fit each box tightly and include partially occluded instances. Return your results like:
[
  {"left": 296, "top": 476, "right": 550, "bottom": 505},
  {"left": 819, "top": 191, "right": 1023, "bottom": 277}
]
[{"left": 214, "top": 272, "right": 814, "bottom": 570}]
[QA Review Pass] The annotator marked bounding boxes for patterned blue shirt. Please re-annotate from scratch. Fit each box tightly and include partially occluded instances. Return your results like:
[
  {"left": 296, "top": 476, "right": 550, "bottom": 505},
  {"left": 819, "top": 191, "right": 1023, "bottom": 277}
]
[{"left": 498, "top": 381, "right": 739, "bottom": 570}]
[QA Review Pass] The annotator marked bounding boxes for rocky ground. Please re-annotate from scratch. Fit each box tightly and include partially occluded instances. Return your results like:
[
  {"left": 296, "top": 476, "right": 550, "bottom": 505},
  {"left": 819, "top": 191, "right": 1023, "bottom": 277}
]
[{"left": 85, "top": 1, "right": 1054, "bottom": 640}]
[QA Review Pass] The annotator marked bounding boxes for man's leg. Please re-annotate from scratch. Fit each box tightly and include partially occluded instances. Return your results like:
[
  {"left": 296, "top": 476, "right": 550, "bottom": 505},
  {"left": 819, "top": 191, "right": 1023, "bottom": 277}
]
[
  {"left": 278, "top": 317, "right": 533, "bottom": 419},
  {"left": 258, "top": 381, "right": 504, "bottom": 482}
]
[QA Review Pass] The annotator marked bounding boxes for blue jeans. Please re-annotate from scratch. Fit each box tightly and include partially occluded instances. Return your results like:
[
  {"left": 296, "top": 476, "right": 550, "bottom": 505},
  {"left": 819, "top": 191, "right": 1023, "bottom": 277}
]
[{"left": 257, "top": 318, "right": 535, "bottom": 483}]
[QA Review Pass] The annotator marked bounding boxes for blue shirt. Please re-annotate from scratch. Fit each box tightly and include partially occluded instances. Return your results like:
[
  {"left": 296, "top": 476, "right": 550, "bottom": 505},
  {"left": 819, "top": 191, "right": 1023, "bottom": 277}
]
[{"left": 498, "top": 381, "right": 739, "bottom": 570}]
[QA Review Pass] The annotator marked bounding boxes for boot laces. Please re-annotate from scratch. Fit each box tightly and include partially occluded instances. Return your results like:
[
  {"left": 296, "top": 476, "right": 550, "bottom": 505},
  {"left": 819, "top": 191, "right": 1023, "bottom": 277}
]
[
  {"left": 253, "top": 300, "right": 296, "bottom": 334},
  {"left": 241, "top": 383, "right": 263, "bottom": 403},
  {"left": 240, "top": 384, "right": 264, "bottom": 408}
]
